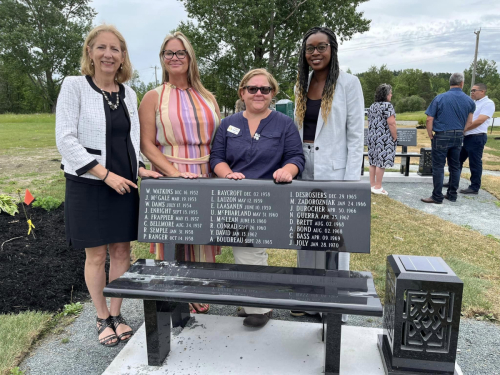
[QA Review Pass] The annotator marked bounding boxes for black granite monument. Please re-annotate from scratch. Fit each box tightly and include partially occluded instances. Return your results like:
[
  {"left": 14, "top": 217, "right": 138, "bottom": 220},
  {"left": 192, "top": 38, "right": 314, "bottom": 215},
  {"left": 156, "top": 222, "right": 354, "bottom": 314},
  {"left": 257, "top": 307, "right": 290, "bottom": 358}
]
[
  {"left": 378, "top": 255, "right": 463, "bottom": 374},
  {"left": 104, "top": 177, "right": 383, "bottom": 374}
]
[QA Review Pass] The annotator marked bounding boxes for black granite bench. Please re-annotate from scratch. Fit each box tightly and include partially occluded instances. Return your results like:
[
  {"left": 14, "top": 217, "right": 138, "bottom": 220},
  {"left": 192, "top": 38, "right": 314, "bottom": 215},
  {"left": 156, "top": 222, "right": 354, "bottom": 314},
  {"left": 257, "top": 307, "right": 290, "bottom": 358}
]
[
  {"left": 362, "top": 128, "right": 421, "bottom": 176},
  {"left": 104, "top": 178, "right": 382, "bottom": 375}
]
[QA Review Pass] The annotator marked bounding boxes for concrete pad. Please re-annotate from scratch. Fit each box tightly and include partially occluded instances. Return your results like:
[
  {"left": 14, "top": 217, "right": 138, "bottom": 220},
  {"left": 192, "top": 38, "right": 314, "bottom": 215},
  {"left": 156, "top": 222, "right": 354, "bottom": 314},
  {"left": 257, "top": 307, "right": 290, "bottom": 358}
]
[
  {"left": 361, "top": 172, "right": 433, "bottom": 183},
  {"left": 103, "top": 314, "right": 456, "bottom": 375}
]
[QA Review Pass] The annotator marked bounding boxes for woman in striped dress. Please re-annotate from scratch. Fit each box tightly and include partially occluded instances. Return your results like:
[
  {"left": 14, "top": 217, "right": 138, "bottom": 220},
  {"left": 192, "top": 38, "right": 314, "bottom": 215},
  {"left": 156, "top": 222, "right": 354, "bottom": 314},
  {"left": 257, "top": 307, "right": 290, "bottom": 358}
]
[{"left": 139, "top": 31, "right": 221, "bottom": 313}]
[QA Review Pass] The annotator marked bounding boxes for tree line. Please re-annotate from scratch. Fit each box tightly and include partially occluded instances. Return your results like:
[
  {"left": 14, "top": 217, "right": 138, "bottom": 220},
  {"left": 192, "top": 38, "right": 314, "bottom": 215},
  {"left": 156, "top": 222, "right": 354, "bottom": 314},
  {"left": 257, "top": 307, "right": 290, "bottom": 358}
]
[
  {"left": 357, "top": 60, "right": 500, "bottom": 112},
  {"left": 1, "top": 0, "right": 498, "bottom": 115}
]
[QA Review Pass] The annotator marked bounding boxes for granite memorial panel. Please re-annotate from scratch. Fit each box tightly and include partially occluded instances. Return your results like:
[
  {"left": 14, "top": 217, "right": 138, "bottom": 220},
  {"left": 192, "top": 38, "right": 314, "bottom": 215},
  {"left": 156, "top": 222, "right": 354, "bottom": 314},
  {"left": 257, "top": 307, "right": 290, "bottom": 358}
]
[
  {"left": 138, "top": 178, "right": 371, "bottom": 253},
  {"left": 364, "top": 128, "right": 417, "bottom": 147}
]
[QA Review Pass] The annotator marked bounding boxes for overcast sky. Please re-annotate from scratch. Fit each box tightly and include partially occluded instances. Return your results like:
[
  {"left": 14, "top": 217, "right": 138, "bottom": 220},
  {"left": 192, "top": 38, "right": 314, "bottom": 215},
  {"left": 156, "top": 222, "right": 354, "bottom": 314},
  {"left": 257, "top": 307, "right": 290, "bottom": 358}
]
[{"left": 91, "top": 0, "right": 500, "bottom": 83}]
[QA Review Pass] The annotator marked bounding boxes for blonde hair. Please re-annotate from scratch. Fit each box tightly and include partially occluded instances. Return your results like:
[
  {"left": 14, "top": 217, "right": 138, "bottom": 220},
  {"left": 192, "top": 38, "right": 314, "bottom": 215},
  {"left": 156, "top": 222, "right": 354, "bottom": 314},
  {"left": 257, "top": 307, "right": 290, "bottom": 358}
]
[
  {"left": 81, "top": 24, "right": 132, "bottom": 83},
  {"left": 159, "top": 31, "right": 213, "bottom": 101},
  {"left": 238, "top": 69, "right": 279, "bottom": 99}
]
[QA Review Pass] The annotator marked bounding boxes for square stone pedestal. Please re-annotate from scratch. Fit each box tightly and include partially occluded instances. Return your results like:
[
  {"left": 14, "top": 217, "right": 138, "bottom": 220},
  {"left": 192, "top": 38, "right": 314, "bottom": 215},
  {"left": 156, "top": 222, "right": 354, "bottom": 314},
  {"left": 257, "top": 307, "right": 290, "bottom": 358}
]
[{"left": 379, "top": 255, "right": 463, "bottom": 374}]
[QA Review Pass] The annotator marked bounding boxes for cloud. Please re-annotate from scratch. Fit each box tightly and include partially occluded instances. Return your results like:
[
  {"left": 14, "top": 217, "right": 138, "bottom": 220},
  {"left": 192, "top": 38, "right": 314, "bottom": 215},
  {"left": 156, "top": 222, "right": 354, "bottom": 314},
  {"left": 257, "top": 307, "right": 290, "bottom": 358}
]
[{"left": 90, "top": 0, "right": 500, "bottom": 82}]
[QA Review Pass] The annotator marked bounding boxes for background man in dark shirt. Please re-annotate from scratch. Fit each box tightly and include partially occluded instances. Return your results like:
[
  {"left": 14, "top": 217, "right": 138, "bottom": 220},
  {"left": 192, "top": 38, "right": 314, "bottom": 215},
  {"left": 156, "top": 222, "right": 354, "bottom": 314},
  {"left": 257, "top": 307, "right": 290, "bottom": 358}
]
[{"left": 421, "top": 72, "right": 475, "bottom": 204}]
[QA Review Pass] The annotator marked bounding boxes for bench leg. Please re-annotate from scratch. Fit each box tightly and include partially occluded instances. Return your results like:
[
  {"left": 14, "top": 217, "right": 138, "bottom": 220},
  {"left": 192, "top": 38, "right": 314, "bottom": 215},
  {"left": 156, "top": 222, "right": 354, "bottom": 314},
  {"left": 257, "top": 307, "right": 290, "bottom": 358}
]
[
  {"left": 324, "top": 313, "right": 342, "bottom": 375},
  {"left": 405, "top": 156, "right": 410, "bottom": 176},
  {"left": 172, "top": 302, "right": 190, "bottom": 328},
  {"left": 143, "top": 300, "right": 176, "bottom": 366}
]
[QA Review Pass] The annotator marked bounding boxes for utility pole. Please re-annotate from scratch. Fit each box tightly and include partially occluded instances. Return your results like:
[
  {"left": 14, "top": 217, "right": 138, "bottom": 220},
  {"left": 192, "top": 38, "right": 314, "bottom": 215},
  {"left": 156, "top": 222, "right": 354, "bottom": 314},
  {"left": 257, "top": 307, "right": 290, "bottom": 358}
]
[
  {"left": 471, "top": 29, "right": 481, "bottom": 91},
  {"left": 151, "top": 66, "right": 159, "bottom": 86}
]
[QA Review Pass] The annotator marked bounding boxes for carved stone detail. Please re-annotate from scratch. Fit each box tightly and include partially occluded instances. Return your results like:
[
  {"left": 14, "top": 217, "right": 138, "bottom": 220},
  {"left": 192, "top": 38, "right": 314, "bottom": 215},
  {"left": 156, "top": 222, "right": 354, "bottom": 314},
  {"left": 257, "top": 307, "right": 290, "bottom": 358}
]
[{"left": 401, "top": 290, "right": 454, "bottom": 353}]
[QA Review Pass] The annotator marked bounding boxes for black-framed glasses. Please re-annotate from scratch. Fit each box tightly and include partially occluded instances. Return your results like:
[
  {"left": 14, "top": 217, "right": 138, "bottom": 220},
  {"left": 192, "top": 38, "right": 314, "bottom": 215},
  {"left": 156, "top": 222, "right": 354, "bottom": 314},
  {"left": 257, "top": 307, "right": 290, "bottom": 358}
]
[
  {"left": 163, "top": 50, "right": 187, "bottom": 60},
  {"left": 244, "top": 86, "right": 273, "bottom": 95},
  {"left": 470, "top": 89, "right": 484, "bottom": 93},
  {"left": 305, "top": 43, "right": 330, "bottom": 54}
]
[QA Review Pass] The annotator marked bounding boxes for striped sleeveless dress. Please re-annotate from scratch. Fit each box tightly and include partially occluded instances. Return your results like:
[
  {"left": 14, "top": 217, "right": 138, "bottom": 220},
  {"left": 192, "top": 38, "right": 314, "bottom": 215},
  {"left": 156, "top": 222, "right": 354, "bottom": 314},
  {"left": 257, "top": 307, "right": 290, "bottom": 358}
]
[{"left": 149, "top": 82, "right": 221, "bottom": 261}]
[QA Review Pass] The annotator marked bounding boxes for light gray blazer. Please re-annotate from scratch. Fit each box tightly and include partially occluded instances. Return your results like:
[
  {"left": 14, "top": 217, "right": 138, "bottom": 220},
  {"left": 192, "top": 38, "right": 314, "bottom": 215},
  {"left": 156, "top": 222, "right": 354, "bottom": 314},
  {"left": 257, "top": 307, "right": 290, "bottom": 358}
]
[
  {"left": 56, "top": 76, "right": 142, "bottom": 180},
  {"left": 295, "top": 70, "right": 364, "bottom": 181}
]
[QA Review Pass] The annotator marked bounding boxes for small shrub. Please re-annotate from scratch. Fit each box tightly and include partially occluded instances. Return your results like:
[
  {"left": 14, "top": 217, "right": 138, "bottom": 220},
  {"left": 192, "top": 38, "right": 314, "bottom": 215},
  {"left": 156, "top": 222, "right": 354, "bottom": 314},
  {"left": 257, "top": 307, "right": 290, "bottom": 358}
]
[
  {"left": 417, "top": 117, "right": 426, "bottom": 129},
  {"left": 396, "top": 95, "right": 426, "bottom": 113},
  {"left": 9, "top": 368, "right": 25, "bottom": 375},
  {"left": 63, "top": 302, "right": 83, "bottom": 316},
  {"left": 0, "top": 194, "right": 19, "bottom": 215},
  {"left": 61, "top": 338, "right": 70, "bottom": 344},
  {"left": 32, "top": 196, "right": 62, "bottom": 212}
]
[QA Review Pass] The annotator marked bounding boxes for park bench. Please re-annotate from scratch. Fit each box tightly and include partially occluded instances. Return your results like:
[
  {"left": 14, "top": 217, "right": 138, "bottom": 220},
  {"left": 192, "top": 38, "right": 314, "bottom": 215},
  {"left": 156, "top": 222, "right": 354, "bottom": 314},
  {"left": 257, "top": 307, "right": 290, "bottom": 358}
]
[
  {"left": 104, "top": 178, "right": 382, "bottom": 375},
  {"left": 362, "top": 128, "right": 421, "bottom": 176}
]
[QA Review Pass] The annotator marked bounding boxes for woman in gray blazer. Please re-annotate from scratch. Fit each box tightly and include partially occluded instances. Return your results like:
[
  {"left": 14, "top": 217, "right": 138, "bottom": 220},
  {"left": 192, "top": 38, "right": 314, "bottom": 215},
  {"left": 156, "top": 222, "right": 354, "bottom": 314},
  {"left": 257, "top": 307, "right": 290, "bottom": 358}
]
[
  {"left": 292, "top": 27, "right": 365, "bottom": 317},
  {"left": 56, "top": 25, "right": 160, "bottom": 347}
]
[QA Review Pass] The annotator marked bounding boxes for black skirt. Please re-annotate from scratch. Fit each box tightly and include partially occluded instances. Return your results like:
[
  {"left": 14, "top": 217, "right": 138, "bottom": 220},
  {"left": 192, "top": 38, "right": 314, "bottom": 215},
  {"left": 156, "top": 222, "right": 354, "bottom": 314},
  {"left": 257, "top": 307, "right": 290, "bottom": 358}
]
[{"left": 65, "top": 178, "right": 139, "bottom": 248}]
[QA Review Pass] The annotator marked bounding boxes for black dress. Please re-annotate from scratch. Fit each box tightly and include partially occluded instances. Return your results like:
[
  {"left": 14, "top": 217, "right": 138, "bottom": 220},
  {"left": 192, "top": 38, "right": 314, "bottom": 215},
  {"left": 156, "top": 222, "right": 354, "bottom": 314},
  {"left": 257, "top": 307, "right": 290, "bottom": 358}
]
[{"left": 64, "top": 79, "right": 139, "bottom": 248}]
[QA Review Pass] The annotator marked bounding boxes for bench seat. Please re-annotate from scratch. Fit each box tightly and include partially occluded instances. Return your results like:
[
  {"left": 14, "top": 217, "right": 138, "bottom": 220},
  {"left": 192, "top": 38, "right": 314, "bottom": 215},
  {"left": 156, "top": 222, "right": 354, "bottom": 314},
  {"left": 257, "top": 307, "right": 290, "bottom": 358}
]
[{"left": 104, "top": 259, "right": 382, "bottom": 316}]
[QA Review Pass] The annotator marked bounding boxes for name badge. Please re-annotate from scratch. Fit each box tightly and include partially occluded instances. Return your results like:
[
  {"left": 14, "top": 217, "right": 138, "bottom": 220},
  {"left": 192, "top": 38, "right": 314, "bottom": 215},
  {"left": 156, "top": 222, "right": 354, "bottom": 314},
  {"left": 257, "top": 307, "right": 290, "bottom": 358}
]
[{"left": 227, "top": 125, "right": 240, "bottom": 135}]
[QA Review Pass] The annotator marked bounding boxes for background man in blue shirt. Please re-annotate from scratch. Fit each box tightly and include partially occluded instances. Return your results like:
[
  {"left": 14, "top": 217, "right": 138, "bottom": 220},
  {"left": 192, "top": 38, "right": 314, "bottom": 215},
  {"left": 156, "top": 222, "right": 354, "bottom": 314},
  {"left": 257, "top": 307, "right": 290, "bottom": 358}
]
[{"left": 421, "top": 72, "right": 475, "bottom": 204}]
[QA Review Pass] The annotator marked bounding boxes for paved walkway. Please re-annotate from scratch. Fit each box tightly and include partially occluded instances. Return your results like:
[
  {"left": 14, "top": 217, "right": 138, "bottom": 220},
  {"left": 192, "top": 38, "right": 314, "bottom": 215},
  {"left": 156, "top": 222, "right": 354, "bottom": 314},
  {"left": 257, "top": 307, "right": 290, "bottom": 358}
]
[{"left": 19, "top": 177, "right": 500, "bottom": 375}]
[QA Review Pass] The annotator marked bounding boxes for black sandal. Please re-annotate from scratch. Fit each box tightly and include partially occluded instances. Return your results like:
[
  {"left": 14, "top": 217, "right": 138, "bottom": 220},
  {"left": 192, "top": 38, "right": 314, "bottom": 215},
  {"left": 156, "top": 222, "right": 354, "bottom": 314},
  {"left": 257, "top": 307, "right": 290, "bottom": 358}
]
[
  {"left": 96, "top": 316, "right": 119, "bottom": 347},
  {"left": 110, "top": 314, "right": 134, "bottom": 343}
]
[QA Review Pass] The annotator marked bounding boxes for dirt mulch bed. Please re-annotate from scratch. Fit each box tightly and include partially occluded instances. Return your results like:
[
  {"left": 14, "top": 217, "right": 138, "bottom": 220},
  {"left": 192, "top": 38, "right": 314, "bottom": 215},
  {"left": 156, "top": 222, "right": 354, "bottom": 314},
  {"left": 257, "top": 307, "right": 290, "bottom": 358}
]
[{"left": 0, "top": 204, "right": 89, "bottom": 314}]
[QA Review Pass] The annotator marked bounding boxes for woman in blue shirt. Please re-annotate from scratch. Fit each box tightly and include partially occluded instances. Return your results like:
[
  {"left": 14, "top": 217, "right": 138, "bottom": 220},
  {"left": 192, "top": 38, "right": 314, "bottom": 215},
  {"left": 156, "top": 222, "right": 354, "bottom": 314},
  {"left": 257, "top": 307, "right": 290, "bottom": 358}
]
[{"left": 210, "top": 68, "right": 304, "bottom": 328}]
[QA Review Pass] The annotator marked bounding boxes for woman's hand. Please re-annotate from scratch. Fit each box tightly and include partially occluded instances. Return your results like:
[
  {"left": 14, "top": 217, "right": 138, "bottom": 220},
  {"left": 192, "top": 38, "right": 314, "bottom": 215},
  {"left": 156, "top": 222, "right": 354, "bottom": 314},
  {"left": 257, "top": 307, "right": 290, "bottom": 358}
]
[
  {"left": 225, "top": 172, "right": 245, "bottom": 180},
  {"left": 139, "top": 167, "right": 163, "bottom": 179},
  {"left": 177, "top": 171, "right": 200, "bottom": 179},
  {"left": 273, "top": 168, "right": 293, "bottom": 183},
  {"left": 104, "top": 172, "right": 138, "bottom": 195}
]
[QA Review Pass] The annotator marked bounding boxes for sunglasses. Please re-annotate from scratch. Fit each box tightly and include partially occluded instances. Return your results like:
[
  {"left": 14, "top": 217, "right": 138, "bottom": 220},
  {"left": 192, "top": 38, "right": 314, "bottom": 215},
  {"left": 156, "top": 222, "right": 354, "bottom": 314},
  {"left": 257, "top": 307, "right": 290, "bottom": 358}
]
[
  {"left": 470, "top": 89, "right": 484, "bottom": 93},
  {"left": 244, "top": 86, "right": 273, "bottom": 95}
]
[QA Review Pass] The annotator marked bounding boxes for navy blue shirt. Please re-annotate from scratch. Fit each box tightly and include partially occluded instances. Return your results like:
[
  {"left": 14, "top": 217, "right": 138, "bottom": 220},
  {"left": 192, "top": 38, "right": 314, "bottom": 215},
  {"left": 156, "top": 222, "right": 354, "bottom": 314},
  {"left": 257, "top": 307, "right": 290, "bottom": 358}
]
[
  {"left": 425, "top": 88, "right": 475, "bottom": 131},
  {"left": 210, "top": 111, "right": 305, "bottom": 179}
]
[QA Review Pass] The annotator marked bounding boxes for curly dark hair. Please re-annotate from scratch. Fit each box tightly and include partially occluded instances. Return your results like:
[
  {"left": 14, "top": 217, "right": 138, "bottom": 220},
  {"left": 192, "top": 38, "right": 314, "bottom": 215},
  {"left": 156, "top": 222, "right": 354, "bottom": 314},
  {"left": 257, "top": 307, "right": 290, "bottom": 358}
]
[
  {"left": 295, "top": 27, "right": 340, "bottom": 127},
  {"left": 375, "top": 84, "right": 392, "bottom": 102}
]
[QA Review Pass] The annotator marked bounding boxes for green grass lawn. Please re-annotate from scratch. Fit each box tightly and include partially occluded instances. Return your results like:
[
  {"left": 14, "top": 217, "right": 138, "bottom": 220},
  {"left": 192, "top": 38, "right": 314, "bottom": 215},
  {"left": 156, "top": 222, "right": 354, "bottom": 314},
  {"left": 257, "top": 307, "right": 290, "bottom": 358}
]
[
  {"left": 394, "top": 110, "right": 500, "bottom": 122},
  {"left": 0, "top": 114, "right": 56, "bottom": 154},
  {"left": 1, "top": 113, "right": 500, "bottom": 373},
  {"left": 0, "top": 312, "right": 52, "bottom": 375}
]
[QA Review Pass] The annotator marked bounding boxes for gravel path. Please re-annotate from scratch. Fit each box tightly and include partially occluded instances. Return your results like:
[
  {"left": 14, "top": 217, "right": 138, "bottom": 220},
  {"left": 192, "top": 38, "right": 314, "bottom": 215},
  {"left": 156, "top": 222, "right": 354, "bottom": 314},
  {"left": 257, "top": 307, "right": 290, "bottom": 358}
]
[
  {"left": 384, "top": 178, "right": 500, "bottom": 239},
  {"left": 19, "top": 179, "right": 500, "bottom": 375},
  {"left": 20, "top": 299, "right": 500, "bottom": 375}
]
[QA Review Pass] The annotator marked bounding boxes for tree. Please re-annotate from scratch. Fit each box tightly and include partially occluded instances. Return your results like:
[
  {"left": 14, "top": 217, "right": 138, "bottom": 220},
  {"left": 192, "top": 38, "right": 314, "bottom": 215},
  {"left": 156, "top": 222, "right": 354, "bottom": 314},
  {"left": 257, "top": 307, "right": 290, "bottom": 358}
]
[
  {"left": 0, "top": 0, "right": 96, "bottom": 112},
  {"left": 395, "top": 95, "right": 426, "bottom": 113},
  {"left": 128, "top": 70, "right": 156, "bottom": 104},
  {"left": 357, "top": 65, "right": 394, "bottom": 107},
  {"left": 177, "top": 0, "right": 370, "bottom": 102},
  {"left": 394, "top": 69, "right": 424, "bottom": 98},
  {"left": 464, "top": 59, "right": 500, "bottom": 98}
]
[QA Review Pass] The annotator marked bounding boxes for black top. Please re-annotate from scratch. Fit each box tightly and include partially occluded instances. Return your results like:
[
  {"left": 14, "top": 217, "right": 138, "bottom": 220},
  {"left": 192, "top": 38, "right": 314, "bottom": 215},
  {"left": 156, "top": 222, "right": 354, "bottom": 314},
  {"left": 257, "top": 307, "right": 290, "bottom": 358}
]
[
  {"left": 106, "top": 90, "right": 134, "bottom": 181},
  {"left": 303, "top": 98, "right": 321, "bottom": 142}
]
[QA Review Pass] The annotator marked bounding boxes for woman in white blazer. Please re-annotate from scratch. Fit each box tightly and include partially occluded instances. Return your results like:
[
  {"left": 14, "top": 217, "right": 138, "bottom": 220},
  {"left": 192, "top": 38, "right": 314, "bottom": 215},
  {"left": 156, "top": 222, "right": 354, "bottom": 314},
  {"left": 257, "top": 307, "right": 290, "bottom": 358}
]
[
  {"left": 56, "top": 25, "right": 160, "bottom": 347},
  {"left": 292, "top": 27, "right": 364, "bottom": 316}
]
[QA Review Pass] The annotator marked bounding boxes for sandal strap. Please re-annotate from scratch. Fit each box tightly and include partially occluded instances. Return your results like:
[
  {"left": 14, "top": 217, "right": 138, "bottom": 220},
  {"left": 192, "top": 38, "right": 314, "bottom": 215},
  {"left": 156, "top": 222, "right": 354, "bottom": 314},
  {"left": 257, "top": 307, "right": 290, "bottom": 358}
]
[
  {"left": 116, "top": 330, "right": 134, "bottom": 340},
  {"left": 110, "top": 314, "right": 127, "bottom": 329},
  {"left": 99, "top": 333, "right": 118, "bottom": 345},
  {"left": 96, "top": 316, "right": 114, "bottom": 335}
]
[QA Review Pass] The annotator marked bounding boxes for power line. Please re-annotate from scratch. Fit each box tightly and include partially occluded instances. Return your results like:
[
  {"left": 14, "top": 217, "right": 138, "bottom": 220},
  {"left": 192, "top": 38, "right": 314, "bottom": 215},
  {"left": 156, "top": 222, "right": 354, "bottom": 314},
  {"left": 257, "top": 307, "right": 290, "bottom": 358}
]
[{"left": 341, "top": 28, "right": 500, "bottom": 53}]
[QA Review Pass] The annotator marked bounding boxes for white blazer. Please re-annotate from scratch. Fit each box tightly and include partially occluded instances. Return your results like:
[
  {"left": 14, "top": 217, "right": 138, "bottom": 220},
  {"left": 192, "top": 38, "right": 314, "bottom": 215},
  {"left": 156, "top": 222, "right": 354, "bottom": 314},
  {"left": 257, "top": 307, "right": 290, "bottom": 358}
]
[
  {"left": 295, "top": 70, "right": 364, "bottom": 181},
  {"left": 56, "top": 76, "right": 143, "bottom": 180}
]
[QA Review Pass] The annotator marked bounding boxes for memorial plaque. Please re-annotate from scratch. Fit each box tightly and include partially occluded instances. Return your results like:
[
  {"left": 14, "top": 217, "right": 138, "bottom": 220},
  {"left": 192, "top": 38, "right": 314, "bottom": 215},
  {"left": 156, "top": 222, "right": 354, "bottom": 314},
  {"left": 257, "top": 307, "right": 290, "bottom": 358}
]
[
  {"left": 138, "top": 178, "right": 371, "bottom": 253},
  {"left": 364, "top": 128, "right": 417, "bottom": 147},
  {"left": 400, "top": 255, "right": 447, "bottom": 274}
]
